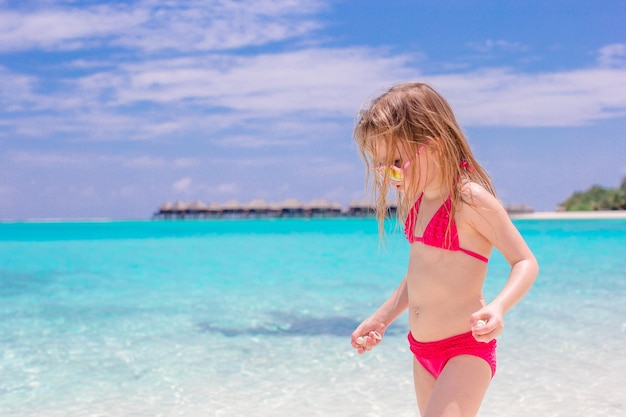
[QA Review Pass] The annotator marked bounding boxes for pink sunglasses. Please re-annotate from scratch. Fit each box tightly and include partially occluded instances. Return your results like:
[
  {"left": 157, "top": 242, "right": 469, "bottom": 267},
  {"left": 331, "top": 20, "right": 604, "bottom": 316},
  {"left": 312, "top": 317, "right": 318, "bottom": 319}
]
[{"left": 373, "top": 146, "right": 425, "bottom": 183}]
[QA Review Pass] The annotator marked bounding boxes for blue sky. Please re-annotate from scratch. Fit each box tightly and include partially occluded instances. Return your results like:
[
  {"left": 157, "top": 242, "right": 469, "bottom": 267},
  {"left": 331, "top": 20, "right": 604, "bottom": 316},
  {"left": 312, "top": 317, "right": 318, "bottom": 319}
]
[{"left": 1, "top": 0, "right": 625, "bottom": 220}]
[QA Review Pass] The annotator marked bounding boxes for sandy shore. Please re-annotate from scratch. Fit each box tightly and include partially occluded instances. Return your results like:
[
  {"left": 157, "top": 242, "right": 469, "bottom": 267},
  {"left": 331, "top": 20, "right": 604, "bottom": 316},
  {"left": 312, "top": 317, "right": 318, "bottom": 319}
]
[{"left": 510, "top": 210, "right": 626, "bottom": 220}]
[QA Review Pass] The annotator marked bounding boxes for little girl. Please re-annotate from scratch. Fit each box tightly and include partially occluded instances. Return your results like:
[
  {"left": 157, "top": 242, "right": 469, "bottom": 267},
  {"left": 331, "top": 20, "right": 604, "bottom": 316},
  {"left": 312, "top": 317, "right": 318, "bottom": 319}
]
[{"left": 351, "top": 82, "right": 538, "bottom": 417}]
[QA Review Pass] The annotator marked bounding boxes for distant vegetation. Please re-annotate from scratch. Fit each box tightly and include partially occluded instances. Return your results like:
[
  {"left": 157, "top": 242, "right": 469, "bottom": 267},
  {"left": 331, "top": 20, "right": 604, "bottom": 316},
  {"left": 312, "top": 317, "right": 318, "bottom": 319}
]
[{"left": 560, "top": 177, "right": 626, "bottom": 211}]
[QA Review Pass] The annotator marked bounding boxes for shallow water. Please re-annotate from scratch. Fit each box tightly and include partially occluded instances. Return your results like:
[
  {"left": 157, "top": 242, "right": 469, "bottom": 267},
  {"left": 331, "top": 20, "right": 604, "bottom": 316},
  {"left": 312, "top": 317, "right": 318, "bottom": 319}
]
[{"left": 0, "top": 218, "right": 624, "bottom": 416}]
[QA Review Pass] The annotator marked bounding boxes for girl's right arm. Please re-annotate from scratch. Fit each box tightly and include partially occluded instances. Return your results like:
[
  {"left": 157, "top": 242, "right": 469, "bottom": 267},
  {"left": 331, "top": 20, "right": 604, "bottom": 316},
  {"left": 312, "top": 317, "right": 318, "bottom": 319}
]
[
  {"left": 351, "top": 276, "right": 409, "bottom": 354},
  {"left": 465, "top": 183, "right": 539, "bottom": 342}
]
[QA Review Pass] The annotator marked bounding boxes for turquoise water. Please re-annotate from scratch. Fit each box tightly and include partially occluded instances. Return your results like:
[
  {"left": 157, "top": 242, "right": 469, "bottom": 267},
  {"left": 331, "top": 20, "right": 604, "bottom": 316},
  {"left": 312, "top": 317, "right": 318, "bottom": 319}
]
[{"left": 1, "top": 218, "right": 625, "bottom": 417}]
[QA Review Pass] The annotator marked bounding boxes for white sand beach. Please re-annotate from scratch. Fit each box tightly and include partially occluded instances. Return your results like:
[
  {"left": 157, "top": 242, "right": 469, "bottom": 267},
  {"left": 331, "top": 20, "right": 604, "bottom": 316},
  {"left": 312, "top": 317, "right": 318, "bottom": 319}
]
[{"left": 510, "top": 210, "right": 626, "bottom": 220}]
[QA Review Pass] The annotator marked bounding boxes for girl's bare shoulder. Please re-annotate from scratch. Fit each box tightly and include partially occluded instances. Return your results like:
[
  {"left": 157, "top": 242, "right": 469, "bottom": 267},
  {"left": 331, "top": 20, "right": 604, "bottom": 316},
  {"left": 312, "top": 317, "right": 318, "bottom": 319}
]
[
  {"left": 457, "top": 182, "right": 512, "bottom": 247},
  {"left": 459, "top": 181, "right": 507, "bottom": 220},
  {"left": 460, "top": 181, "right": 497, "bottom": 204}
]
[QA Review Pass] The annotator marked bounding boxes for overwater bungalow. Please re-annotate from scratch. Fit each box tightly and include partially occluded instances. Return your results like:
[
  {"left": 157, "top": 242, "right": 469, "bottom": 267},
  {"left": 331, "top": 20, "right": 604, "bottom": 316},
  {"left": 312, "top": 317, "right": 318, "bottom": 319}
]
[
  {"left": 347, "top": 199, "right": 376, "bottom": 217},
  {"left": 347, "top": 199, "right": 398, "bottom": 217},
  {"left": 187, "top": 200, "right": 209, "bottom": 218},
  {"left": 276, "top": 199, "right": 305, "bottom": 217},
  {"left": 155, "top": 201, "right": 191, "bottom": 219},
  {"left": 156, "top": 201, "right": 175, "bottom": 219},
  {"left": 305, "top": 199, "right": 343, "bottom": 217},
  {"left": 206, "top": 202, "right": 223, "bottom": 218},
  {"left": 505, "top": 203, "right": 534, "bottom": 214},
  {"left": 153, "top": 199, "right": 403, "bottom": 219},
  {"left": 220, "top": 200, "right": 245, "bottom": 217},
  {"left": 244, "top": 199, "right": 273, "bottom": 217}
]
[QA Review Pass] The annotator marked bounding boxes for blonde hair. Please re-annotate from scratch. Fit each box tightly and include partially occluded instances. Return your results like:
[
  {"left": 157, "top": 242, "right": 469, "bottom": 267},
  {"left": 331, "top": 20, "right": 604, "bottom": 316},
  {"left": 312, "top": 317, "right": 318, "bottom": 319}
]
[{"left": 354, "top": 82, "right": 496, "bottom": 236}]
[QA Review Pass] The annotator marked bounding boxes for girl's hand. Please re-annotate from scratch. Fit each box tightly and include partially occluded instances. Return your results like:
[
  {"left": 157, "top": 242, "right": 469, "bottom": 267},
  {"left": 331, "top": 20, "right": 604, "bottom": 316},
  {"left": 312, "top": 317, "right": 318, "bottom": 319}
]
[
  {"left": 470, "top": 304, "right": 504, "bottom": 343},
  {"left": 351, "top": 318, "right": 386, "bottom": 354}
]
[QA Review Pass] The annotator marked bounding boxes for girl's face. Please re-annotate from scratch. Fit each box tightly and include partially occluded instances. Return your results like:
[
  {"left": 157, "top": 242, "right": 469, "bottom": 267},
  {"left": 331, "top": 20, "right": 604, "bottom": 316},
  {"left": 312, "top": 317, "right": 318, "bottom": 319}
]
[{"left": 372, "top": 140, "right": 429, "bottom": 197}]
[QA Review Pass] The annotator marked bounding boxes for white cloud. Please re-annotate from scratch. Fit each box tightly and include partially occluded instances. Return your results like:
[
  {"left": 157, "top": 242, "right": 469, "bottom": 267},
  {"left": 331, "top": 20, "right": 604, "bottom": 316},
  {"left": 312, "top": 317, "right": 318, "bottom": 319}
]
[
  {"left": 7, "top": 151, "right": 200, "bottom": 171},
  {"left": 213, "top": 135, "right": 297, "bottom": 149},
  {"left": 430, "top": 66, "right": 626, "bottom": 126},
  {"left": 172, "top": 177, "right": 193, "bottom": 193},
  {"left": 598, "top": 43, "right": 626, "bottom": 67},
  {"left": 116, "top": 185, "right": 136, "bottom": 197},
  {"left": 0, "top": 0, "right": 324, "bottom": 52},
  {"left": 2, "top": 0, "right": 622, "bottom": 136},
  {"left": 0, "top": 66, "right": 39, "bottom": 110},
  {"left": 123, "top": 156, "right": 200, "bottom": 169},
  {"left": 467, "top": 39, "right": 528, "bottom": 53},
  {"left": 67, "top": 47, "right": 626, "bottom": 128},
  {"left": 0, "top": 6, "right": 146, "bottom": 51},
  {"left": 169, "top": 178, "right": 240, "bottom": 197},
  {"left": 9, "top": 150, "right": 89, "bottom": 167},
  {"left": 212, "top": 183, "right": 239, "bottom": 194},
  {"left": 115, "top": 0, "right": 324, "bottom": 52},
  {"left": 1, "top": 0, "right": 626, "bottom": 148},
  {"left": 173, "top": 158, "right": 199, "bottom": 168},
  {"left": 123, "top": 156, "right": 165, "bottom": 168},
  {"left": 103, "top": 48, "right": 412, "bottom": 116},
  {"left": 0, "top": 47, "right": 414, "bottom": 140}
]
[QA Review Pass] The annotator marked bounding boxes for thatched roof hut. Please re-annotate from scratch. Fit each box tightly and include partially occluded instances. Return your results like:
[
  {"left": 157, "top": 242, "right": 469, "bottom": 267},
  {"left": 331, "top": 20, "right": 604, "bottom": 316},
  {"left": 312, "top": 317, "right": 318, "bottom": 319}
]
[
  {"left": 277, "top": 198, "right": 305, "bottom": 217},
  {"left": 306, "top": 199, "right": 343, "bottom": 217},
  {"left": 206, "top": 202, "right": 223, "bottom": 217},
  {"left": 154, "top": 201, "right": 175, "bottom": 218},
  {"left": 171, "top": 201, "right": 190, "bottom": 217},
  {"left": 347, "top": 199, "right": 376, "bottom": 216},
  {"left": 505, "top": 203, "right": 534, "bottom": 214},
  {"left": 244, "top": 199, "right": 273, "bottom": 216},
  {"left": 154, "top": 197, "right": 398, "bottom": 219},
  {"left": 187, "top": 200, "right": 209, "bottom": 217},
  {"left": 159, "top": 201, "right": 174, "bottom": 211},
  {"left": 221, "top": 200, "right": 244, "bottom": 216}
]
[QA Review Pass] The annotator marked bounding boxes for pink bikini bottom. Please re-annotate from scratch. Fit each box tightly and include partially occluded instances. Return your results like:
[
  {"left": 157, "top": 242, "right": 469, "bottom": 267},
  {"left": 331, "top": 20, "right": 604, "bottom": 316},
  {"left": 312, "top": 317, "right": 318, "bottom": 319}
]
[{"left": 408, "top": 331, "right": 497, "bottom": 378}]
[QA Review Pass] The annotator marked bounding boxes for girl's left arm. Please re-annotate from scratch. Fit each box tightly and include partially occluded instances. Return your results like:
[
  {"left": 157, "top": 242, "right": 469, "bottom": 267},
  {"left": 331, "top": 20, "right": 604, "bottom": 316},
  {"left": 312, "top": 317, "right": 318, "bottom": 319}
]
[{"left": 466, "top": 184, "right": 539, "bottom": 342}]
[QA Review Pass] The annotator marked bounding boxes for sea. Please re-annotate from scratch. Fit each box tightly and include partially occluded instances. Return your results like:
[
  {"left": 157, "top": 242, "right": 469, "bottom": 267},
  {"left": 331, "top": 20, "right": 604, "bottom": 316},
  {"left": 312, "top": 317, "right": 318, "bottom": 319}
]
[{"left": 0, "top": 217, "right": 624, "bottom": 417}]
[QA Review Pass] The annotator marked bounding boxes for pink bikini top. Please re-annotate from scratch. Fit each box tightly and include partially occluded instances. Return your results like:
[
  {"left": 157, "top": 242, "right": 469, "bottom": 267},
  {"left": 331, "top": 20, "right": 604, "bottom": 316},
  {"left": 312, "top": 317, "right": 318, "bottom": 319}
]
[{"left": 404, "top": 194, "right": 489, "bottom": 263}]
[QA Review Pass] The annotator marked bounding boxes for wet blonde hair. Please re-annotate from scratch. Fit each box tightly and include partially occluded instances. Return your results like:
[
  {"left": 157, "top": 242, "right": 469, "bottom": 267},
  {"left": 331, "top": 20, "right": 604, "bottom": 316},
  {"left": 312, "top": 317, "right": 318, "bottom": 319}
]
[{"left": 354, "top": 82, "right": 496, "bottom": 236}]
